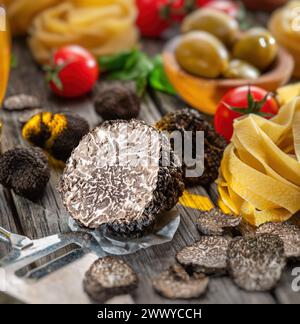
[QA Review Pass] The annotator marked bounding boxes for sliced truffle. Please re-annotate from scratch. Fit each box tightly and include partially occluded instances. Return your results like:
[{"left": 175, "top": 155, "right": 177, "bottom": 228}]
[
  {"left": 58, "top": 120, "right": 184, "bottom": 238},
  {"left": 196, "top": 208, "right": 242, "bottom": 236},
  {"left": 95, "top": 84, "right": 140, "bottom": 120},
  {"left": 0, "top": 147, "right": 50, "bottom": 200},
  {"left": 4, "top": 94, "right": 40, "bottom": 111},
  {"left": 227, "top": 234, "right": 286, "bottom": 292},
  {"left": 152, "top": 264, "right": 209, "bottom": 300},
  {"left": 83, "top": 257, "right": 138, "bottom": 303},
  {"left": 237, "top": 220, "right": 257, "bottom": 237},
  {"left": 176, "top": 236, "right": 230, "bottom": 275},
  {"left": 22, "top": 112, "right": 89, "bottom": 162},
  {"left": 156, "top": 108, "right": 227, "bottom": 187},
  {"left": 257, "top": 222, "right": 300, "bottom": 260}
]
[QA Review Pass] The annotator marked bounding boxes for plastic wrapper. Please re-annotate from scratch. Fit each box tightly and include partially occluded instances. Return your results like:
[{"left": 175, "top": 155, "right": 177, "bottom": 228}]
[{"left": 68, "top": 209, "right": 181, "bottom": 255}]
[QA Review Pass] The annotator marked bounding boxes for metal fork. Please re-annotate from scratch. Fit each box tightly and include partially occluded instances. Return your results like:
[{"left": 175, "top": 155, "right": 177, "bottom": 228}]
[{"left": 0, "top": 226, "right": 33, "bottom": 250}]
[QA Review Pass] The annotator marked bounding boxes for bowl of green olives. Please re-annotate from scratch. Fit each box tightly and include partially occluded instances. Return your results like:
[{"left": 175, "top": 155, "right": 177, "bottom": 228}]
[{"left": 163, "top": 9, "right": 294, "bottom": 115}]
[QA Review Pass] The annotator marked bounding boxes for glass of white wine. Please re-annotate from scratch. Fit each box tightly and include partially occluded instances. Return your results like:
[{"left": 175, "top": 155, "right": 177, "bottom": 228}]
[
  {"left": 0, "top": 5, "right": 10, "bottom": 105},
  {"left": 0, "top": 5, "right": 10, "bottom": 149}
]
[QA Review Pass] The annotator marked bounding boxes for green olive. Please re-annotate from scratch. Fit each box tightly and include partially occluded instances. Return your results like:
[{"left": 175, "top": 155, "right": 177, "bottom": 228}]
[
  {"left": 223, "top": 59, "right": 261, "bottom": 79},
  {"left": 175, "top": 31, "right": 229, "bottom": 78},
  {"left": 232, "top": 28, "right": 278, "bottom": 71},
  {"left": 181, "top": 8, "right": 239, "bottom": 47}
]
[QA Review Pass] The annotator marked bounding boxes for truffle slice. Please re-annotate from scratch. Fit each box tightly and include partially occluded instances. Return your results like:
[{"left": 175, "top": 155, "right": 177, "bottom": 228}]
[
  {"left": 256, "top": 222, "right": 300, "bottom": 260},
  {"left": 22, "top": 112, "right": 90, "bottom": 162},
  {"left": 95, "top": 84, "right": 140, "bottom": 120},
  {"left": 152, "top": 264, "right": 209, "bottom": 300},
  {"left": 196, "top": 208, "right": 242, "bottom": 236},
  {"left": 156, "top": 108, "right": 227, "bottom": 187},
  {"left": 0, "top": 147, "right": 50, "bottom": 200},
  {"left": 176, "top": 236, "right": 230, "bottom": 275},
  {"left": 227, "top": 234, "right": 286, "bottom": 292},
  {"left": 58, "top": 120, "right": 184, "bottom": 238},
  {"left": 4, "top": 94, "right": 40, "bottom": 111},
  {"left": 83, "top": 257, "right": 138, "bottom": 303}
]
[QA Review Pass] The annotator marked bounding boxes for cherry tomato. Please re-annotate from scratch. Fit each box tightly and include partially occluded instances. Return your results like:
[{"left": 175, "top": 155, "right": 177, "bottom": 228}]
[
  {"left": 170, "top": 0, "right": 212, "bottom": 22},
  {"left": 136, "top": 0, "right": 171, "bottom": 37},
  {"left": 46, "top": 45, "right": 99, "bottom": 98},
  {"left": 203, "top": 0, "right": 240, "bottom": 18},
  {"left": 214, "top": 86, "right": 279, "bottom": 142}
]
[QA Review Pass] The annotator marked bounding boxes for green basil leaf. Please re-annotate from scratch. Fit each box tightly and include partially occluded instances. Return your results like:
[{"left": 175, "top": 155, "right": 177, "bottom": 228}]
[
  {"left": 149, "top": 55, "right": 176, "bottom": 95},
  {"left": 99, "top": 50, "right": 137, "bottom": 72},
  {"left": 98, "top": 50, "right": 176, "bottom": 98}
]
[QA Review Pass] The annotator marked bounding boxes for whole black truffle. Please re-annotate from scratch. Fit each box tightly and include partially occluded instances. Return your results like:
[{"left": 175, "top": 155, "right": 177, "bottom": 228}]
[
  {"left": 58, "top": 120, "right": 184, "bottom": 238},
  {"left": 94, "top": 84, "right": 140, "bottom": 120},
  {"left": 156, "top": 108, "right": 227, "bottom": 187},
  {"left": 0, "top": 147, "right": 50, "bottom": 200},
  {"left": 22, "top": 112, "right": 89, "bottom": 162}
]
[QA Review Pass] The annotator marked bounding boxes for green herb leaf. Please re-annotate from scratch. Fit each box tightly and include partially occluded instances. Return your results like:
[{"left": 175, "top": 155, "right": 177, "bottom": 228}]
[
  {"left": 149, "top": 55, "right": 176, "bottom": 95},
  {"left": 99, "top": 50, "right": 138, "bottom": 73},
  {"left": 98, "top": 50, "right": 176, "bottom": 97}
]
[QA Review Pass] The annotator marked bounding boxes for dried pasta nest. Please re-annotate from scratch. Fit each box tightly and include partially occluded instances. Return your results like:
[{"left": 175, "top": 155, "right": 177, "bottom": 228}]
[
  {"left": 58, "top": 120, "right": 184, "bottom": 239},
  {"left": 196, "top": 208, "right": 242, "bottom": 236},
  {"left": 0, "top": 146, "right": 50, "bottom": 200},
  {"left": 176, "top": 236, "right": 230, "bottom": 275},
  {"left": 22, "top": 112, "right": 89, "bottom": 163},
  {"left": 227, "top": 234, "right": 286, "bottom": 292},
  {"left": 156, "top": 108, "right": 227, "bottom": 187},
  {"left": 152, "top": 264, "right": 209, "bottom": 300},
  {"left": 28, "top": 1, "right": 139, "bottom": 65},
  {"left": 257, "top": 222, "right": 300, "bottom": 260},
  {"left": 83, "top": 257, "right": 138, "bottom": 303}
]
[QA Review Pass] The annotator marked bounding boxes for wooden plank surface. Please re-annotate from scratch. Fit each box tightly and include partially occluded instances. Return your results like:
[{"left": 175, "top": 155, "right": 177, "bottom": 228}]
[{"left": 0, "top": 37, "right": 297, "bottom": 304}]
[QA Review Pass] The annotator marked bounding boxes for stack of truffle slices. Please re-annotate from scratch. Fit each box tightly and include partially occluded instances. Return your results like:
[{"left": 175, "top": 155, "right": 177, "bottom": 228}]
[
  {"left": 58, "top": 119, "right": 185, "bottom": 239},
  {"left": 153, "top": 209, "right": 300, "bottom": 299}
]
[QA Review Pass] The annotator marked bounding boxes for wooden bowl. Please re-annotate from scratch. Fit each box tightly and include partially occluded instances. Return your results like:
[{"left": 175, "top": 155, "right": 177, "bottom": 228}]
[{"left": 163, "top": 36, "right": 295, "bottom": 115}]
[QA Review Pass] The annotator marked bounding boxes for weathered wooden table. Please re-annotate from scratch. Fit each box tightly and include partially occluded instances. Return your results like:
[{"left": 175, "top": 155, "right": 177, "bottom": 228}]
[{"left": 0, "top": 37, "right": 299, "bottom": 304}]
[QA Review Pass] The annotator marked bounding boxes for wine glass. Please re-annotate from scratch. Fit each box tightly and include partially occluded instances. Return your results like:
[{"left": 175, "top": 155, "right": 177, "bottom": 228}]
[
  {"left": 0, "top": 5, "right": 10, "bottom": 106},
  {"left": 0, "top": 5, "right": 10, "bottom": 147}
]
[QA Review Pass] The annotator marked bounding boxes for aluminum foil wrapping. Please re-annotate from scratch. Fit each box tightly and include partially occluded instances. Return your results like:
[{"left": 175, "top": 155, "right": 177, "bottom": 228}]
[{"left": 68, "top": 209, "right": 180, "bottom": 255}]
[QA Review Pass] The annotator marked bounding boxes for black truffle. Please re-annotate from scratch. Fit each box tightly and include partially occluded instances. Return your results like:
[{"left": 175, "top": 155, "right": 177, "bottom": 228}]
[
  {"left": 0, "top": 147, "right": 50, "bottom": 200},
  {"left": 22, "top": 112, "right": 89, "bottom": 162},
  {"left": 227, "top": 234, "right": 286, "bottom": 292},
  {"left": 94, "top": 84, "right": 140, "bottom": 120},
  {"left": 256, "top": 222, "right": 300, "bottom": 260},
  {"left": 196, "top": 208, "right": 242, "bottom": 236},
  {"left": 156, "top": 108, "right": 227, "bottom": 187},
  {"left": 152, "top": 264, "right": 209, "bottom": 300},
  {"left": 176, "top": 236, "right": 230, "bottom": 275},
  {"left": 58, "top": 120, "right": 184, "bottom": 238},
  {"left": 83, "top": 257, "right": 138, "bottom": 303}
]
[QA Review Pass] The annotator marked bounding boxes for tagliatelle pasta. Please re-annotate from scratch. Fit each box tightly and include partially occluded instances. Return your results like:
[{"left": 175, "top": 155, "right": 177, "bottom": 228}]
[
  {"left": 218, "top": 98, "right": 300, "bottom": 227},
  {"left": 0, "top": 0, "right": 61, "bottom": 35},
  {"left": 269, "top": 1, "right": 300, "bottom": 77},
  {"left": 28, "top": 0, "right": 139, "bottom": 64}
]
